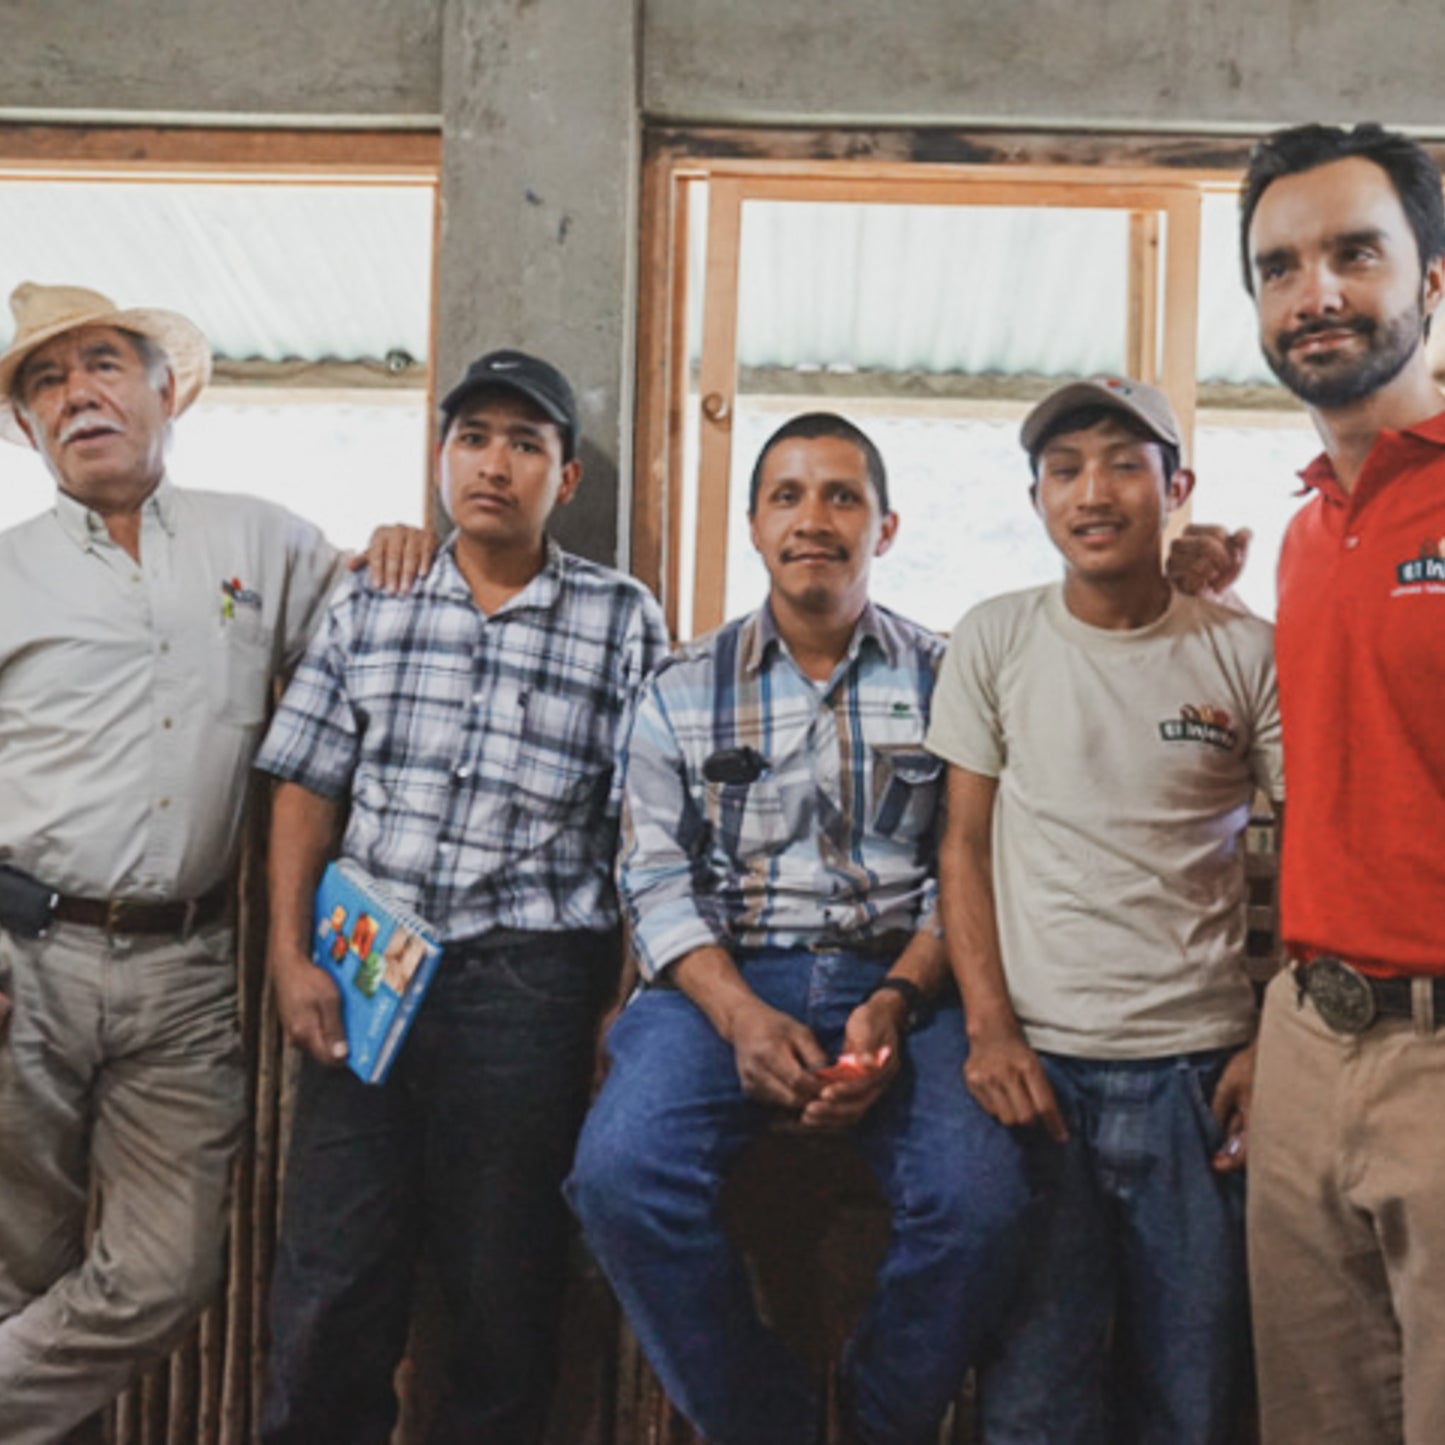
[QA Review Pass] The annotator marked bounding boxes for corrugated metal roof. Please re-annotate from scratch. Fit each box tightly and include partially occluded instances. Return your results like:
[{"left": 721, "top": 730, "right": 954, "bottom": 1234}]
[
  {"left": 694, "top": 189, "right": 1290, "bottom": 389},
  {"left": 0, "top": 179, "right": 433, "bottom": 364}
]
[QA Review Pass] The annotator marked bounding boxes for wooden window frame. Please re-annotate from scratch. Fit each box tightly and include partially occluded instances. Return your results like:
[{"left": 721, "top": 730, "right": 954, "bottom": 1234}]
[
  {"left": 0, "top": 122, "right": 445, "bottom": 523},
  {"left": 632, "top": 126, "right": 1260, "bottom": 638}
]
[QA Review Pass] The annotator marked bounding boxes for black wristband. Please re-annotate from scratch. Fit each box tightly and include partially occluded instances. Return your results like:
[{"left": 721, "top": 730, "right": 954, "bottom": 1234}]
[{"left": 869, "top": 976, "right": 932, "bottom": 1034}]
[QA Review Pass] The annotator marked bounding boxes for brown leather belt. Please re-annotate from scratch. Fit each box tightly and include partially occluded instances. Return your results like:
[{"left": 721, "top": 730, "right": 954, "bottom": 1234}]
[{"left": 52, "top": 882, "right": 229, "bottom": 937}]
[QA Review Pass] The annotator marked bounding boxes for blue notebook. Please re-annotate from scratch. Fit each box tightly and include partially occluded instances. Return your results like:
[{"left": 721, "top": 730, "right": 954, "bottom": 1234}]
[{"left": 312, "top": 859, "right": 442, "bottom": 1084}]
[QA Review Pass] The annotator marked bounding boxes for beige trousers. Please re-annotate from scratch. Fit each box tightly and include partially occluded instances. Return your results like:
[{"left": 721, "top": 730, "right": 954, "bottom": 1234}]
[
  {"left": 0, "top": 920, "right": 245, "bottom": 1445},
  {"left": 1249, "top": 969, "right": 1445, "bottom": 1445}
]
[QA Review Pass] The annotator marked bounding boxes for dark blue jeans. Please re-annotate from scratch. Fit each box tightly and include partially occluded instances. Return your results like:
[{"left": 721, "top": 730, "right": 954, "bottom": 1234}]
[
  {"left": 566, "top": 947, "right": 1030, "bottom": 1445},
  {"left": 980, "top": 1050, "right": 1250, "bottom": 1445},
  {"left": 261, "top": 930, "right": 617, "bottom": 1445}
]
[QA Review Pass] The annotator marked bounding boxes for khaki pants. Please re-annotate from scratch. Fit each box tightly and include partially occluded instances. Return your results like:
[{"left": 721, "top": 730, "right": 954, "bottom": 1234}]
[
  {"left": 1249, "top": 970, "right": 1445, "bottom": 1445},
  {"left": 0, "top": 921, "right": 245, "bottom": 1445}
]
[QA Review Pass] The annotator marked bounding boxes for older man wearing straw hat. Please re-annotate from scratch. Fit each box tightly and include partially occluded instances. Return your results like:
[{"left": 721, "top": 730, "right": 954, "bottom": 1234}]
[{"left": 0, "top": 281, "right": 428, "bottom": 1442}]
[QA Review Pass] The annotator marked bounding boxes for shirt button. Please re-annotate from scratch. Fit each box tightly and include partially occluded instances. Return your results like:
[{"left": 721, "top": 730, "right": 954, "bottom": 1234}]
[
  {"left": 471, "top": 693, "right": 484, "bottom": 707},
  {"left": 1345, "top": 535, "right": 1360, "bottom": 549},
  {"left": 159, "top": 641, "right": 170, "bottom": 654},
  {"left": 437, "top": 841, "right": 452, "bottom": 854},
  {"left": 132, "top": 573, "right": 142, "bottom": 584},
  {"left": 454, "top": 764, "right": 473, "bottom": 781},
  {"left": 162, "top": 717, "right": 173, "bottom": 729},
  {"left": 158, "top": 797, "right": 171, "bottom": 810}
]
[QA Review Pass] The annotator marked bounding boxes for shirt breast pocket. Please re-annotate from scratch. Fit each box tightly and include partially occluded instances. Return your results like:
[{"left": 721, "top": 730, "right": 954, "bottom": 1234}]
[
  {"left": 871, "top": 745, "right": 943, "bottom": 840},
  {"left": 211, "top": 614, "right": 273, "bottom": 728},
  {"left": 705, "top": 775, "right": 791, "bottom": 860},
  {"left": 510, "top": 688, "right": 609, "bottom": 822}
]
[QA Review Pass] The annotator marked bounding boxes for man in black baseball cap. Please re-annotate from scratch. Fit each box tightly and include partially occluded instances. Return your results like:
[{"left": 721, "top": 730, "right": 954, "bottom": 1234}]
[
  {"left": 257, "top": 345, "right": 669, "bottom": 1442},
  {"left": 439, "top": 348, "right": 580, "bottom": 460}
]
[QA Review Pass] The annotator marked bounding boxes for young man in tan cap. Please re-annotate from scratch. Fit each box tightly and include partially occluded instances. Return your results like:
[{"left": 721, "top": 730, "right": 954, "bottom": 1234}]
[
  {"left": 928, "top": 377, "right": 1283, "bottom": 1444},
  {"left": 0, "top": 281, "right": 428, "bottom": 1442}
]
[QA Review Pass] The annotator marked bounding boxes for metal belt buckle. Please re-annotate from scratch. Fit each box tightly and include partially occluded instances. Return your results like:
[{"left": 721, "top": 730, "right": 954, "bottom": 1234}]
[
  {"left": 1303, "top": 956, "right": 1377, "bottom": 1035},
  {"left": 104, "top": 896, "right": 136, "bottom": 937}
]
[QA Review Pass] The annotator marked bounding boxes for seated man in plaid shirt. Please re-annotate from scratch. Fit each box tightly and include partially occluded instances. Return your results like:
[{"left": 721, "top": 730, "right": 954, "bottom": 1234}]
[
  {"left": 251, "top": 350, "right": 669, "bottom": 1445},
  {"left": 566, "top": 413, "right": 1029, "bottom": 1445}
]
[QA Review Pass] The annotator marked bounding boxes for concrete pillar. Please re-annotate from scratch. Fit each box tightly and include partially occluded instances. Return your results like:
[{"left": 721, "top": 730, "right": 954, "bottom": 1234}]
[{"left": 436, "top": 0, "right": 639, "bottom": 566}]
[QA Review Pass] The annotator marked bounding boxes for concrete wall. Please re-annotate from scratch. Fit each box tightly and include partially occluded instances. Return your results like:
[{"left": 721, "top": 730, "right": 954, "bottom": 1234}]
[
  {"left": 435, "top": 0, "right": 638, "bottom": 562},
  {"left": 0, "top": 0, "right": 441, "bottom": 120},
  {"left": 642, "top": 0, "right": 1445, "bottom": 132}
]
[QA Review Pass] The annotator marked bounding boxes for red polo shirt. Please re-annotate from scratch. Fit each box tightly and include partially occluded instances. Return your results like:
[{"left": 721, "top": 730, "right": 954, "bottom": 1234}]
[{"left": 1275, "top": 409, "right": 1445, "bottom": 977}]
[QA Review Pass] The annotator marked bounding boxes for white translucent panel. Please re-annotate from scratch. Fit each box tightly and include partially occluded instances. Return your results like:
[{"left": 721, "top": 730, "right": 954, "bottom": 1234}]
[
  {"left": 0, "top": 181, "right": 434, "bottom": 364},
  {"left": 721, "top": 202, "right": 1132, "bottom": 380},
  {"left": 0, "top": 392, "right": 428, "bottom": 549},
  {"left": 1196, "top": 189, "right": 1286, "bottom": 388}
]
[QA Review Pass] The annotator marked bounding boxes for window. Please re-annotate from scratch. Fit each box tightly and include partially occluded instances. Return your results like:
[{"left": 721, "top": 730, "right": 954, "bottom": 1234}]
[
  {"left": 632, "top": 131, "right": 1348, "bottom": 630},
  {"left": 0, "top": 127, "right": 439, "bottom": 547}
]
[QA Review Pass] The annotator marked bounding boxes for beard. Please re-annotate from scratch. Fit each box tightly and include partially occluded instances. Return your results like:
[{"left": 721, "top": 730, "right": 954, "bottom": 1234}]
[{"left": 1264, "top": 300, "right": 1425, "bottom": 409}]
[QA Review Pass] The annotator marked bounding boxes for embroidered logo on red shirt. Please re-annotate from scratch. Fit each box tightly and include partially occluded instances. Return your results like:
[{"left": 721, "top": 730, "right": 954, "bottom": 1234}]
[{"left": 1394, "top": 540, "right": 1445, "bottom": 588}]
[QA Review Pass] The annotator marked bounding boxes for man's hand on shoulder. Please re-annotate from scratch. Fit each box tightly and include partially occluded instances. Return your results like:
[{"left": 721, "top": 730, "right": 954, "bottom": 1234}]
[
  {"left": 1165, "top": 524, "right": 1252, "bottom": 603},
  {"left": 964, "top": 1020, "right": 1068, "bottom": 1141},
  {"left": 270, "top": 942, "right": 349, "bottom": 1068},
  {"left": 800, "top": 988, "right": 904, "bottom": 1129},
  {"left": 350, "top": 524, "right": 437, "bottom": 595}
]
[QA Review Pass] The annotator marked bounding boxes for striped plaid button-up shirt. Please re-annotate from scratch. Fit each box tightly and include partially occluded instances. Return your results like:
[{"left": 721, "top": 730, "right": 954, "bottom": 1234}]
[
  {"left": 619, "top": 601, "right": 945, "bottom": 981},
  {"left": 255, "top": 537, "right": 669, "bottom": 942}
]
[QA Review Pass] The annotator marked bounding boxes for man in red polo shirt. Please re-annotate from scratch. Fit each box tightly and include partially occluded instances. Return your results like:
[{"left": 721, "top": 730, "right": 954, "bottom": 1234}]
[{"left": 1176, "top": 122, "right": 1445, "bottom": 1445}]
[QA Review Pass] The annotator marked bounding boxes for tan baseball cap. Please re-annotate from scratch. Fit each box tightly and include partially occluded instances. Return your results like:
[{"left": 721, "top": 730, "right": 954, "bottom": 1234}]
[{"left": 1020, "top": 376, "right": 1182, "bottom": 455}]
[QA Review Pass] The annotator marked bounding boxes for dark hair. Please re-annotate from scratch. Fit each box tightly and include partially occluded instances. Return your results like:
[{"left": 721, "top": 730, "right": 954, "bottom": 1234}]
[
  {"left": 1239, "top": 123, "right": 1445, "bottom": 293},
  {"left": 1026, "top": 404, "right": 1180, "bottom": 483},
  {"left": 748, "top": 411, "right": 889, "bottom": 515}
]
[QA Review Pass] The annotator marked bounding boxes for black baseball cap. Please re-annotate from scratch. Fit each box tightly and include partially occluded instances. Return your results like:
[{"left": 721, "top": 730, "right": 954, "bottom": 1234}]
[{"left": 439, "top": 349, "right": 579, "bottom": 455}]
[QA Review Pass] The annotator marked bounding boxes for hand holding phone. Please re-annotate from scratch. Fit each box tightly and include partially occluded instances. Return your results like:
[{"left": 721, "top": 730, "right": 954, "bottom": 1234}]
[{"left": 813, "top": 1045, "right": 892, "bottom": 1086}]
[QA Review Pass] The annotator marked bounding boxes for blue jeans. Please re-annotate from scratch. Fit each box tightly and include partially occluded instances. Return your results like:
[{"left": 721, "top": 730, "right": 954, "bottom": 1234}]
[
  {"left": 262, "top": 930, "right": 617, "bottom": 1445},
  {"left": 566, "top": 947, "right": 1030, "bottom": 1445},
  {"left": 980, "top": 1050, "right": 1250, "bottom": 1445}
]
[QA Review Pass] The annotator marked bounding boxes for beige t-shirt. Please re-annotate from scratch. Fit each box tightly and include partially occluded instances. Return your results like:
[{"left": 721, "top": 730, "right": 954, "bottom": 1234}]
[{"left": 927, "top": 584, "right": 1284, "bottom": 1059}]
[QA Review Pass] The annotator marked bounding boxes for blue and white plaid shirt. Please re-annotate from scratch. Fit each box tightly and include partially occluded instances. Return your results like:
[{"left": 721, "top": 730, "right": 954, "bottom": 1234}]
[
  {"left": 255, "top": 537, "right": 670, "bottom": 942},
  {"left": 619, "top": 601, "right": 946, "bottom": 980}
]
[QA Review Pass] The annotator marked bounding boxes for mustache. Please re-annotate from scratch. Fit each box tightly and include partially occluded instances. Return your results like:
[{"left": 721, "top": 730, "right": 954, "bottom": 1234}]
[
  {"left": 59, "top": 416, "right": 122, "bottom": 443},
  {"left": 1276, "top": 316, "right": 1374, "bottom": 352},
  {"left": 781, "top": 545, "right": 848, "bottom": 562}
]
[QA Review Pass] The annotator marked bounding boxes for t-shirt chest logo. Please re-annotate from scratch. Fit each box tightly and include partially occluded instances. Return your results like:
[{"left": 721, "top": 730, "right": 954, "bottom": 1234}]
[
  {"left": 1158, "top": 702, "right": 1237, "bottom": 751},
  {"left": 1393, "top": 539, "right": 1445, "bottom": 593}
]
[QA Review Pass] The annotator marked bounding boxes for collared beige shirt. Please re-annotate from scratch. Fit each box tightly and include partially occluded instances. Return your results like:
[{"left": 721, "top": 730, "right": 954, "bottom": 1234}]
[{"left": 0, "top": 477, "right": 339, "bottom": 901}]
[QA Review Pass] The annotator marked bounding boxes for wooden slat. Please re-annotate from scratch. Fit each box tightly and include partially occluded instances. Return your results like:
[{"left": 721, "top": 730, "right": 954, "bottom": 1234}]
[
  {"left": 1126, "top": 211, "right": 1161, "bottom": 384},
  {"left": 1160, "top": 189, "right": 1203, "bottom": 543},
  {"left": 690, "top": 177, "right": 744, "bottom": 637},
  {"left": 664, "top": 178, "right": 694, "bottom": 635},
  {"left": 630, "top": 145, "right": 677, "bottom": 612},
  {"left": 0, "top": 123, "right": 439, "bottom": 181}
]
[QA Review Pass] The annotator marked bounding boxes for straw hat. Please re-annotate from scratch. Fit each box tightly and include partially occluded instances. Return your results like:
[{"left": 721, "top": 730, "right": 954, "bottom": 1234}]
[{"left": 0, "top": 282, "right": 212, "bottom": 445}]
